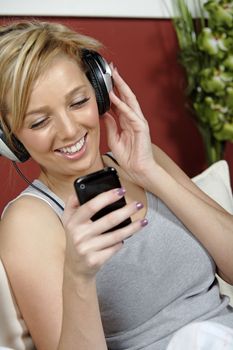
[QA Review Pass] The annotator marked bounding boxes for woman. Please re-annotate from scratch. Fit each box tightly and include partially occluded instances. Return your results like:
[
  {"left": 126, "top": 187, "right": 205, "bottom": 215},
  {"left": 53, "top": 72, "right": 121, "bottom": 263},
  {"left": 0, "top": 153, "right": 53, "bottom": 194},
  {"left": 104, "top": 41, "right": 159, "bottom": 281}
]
[{"left": 0, "top": 20, "right": 233, "bottom": 350}]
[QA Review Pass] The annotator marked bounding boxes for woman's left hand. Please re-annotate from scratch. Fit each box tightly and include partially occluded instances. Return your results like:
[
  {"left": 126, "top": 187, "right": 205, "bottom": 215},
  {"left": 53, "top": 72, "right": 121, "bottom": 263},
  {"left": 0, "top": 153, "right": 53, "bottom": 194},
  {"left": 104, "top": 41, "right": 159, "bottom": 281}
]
[{"left": 104, "top": 66, "right": 155, "bottom": 186}]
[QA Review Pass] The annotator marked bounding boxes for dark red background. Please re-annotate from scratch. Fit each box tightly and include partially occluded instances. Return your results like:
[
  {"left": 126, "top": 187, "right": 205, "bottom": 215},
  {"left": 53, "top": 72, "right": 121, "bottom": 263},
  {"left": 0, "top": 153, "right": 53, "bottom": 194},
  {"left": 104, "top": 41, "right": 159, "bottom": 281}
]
[{"left": 0, "top": 16, "right": 232, "bottom": 214}]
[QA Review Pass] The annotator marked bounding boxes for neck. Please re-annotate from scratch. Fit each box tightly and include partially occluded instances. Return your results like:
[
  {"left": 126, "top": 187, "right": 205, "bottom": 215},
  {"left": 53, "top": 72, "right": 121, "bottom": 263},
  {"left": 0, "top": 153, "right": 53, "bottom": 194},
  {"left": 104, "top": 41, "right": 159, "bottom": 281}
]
[{"left": 38, "top": 154, "right": 105, "bottom": 203}]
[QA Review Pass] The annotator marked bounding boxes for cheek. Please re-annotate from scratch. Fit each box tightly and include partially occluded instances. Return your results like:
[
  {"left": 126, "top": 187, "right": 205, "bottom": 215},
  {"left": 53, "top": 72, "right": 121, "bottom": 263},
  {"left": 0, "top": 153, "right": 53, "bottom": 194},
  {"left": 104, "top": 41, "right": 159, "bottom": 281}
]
[
  {"left": 85, "top": 99, "right": 100, "bottom": 128},
  {"left": 16, "top": 130, "right": 51, "bottom": 154}
]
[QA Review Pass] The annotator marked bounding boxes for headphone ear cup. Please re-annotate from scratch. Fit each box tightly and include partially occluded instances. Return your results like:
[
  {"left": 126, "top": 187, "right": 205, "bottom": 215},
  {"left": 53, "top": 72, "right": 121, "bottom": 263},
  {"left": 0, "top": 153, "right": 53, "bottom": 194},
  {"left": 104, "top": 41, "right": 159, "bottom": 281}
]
[
  {"left": 87, "top": 67, "right": 107, "bottom": 115},
  {"left": 0, "top": 125, "right": 30, "bottom": 162},
  {"left": 82, "top": 50, "right": 113, "bottom": 115}
]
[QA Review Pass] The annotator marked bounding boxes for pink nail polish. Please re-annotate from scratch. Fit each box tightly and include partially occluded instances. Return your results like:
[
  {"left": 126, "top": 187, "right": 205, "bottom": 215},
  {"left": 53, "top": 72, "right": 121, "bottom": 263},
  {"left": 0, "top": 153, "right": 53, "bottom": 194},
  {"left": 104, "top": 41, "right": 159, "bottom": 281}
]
[
  {"left": 136, "top": 202, "right": 144, "bottom": 210},
  {"left": 115, "top": 187, "right": 126, "bottom": 196},
  {"left": 140, "top": 218, "right": 148, "bottom": 227}
]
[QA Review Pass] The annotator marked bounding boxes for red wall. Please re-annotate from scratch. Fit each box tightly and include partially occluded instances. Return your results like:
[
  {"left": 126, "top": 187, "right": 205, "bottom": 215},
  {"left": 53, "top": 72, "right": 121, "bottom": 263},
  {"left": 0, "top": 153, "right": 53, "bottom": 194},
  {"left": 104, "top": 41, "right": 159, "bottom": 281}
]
[{"left": 0, "top": 16, "right": 232, "bottom": 214}]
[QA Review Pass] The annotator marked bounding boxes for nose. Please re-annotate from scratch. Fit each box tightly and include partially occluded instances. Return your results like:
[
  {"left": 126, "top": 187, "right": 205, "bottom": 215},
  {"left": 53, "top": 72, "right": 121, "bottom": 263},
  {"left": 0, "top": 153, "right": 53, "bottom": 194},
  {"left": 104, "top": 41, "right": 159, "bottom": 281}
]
[{"left": 55, "top": 112, "right": 78, "bottom": 140}]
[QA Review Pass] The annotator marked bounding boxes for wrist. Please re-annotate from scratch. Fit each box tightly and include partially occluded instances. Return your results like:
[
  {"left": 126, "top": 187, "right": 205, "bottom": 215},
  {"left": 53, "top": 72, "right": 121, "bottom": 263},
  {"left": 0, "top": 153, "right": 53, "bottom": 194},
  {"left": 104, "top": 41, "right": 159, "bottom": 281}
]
[
  {"left": 133, "top": 162, "right": 162, "bottom": 191},
  {"left": 63, "top": 262, "right": 97, "bottom": 295}
]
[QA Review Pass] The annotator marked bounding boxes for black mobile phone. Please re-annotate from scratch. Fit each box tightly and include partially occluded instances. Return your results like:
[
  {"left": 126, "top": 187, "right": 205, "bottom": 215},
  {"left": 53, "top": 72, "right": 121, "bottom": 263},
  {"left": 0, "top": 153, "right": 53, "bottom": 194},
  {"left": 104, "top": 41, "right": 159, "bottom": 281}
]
[{"left": 74, "top": 167, "right": 132, "bottom": 232}]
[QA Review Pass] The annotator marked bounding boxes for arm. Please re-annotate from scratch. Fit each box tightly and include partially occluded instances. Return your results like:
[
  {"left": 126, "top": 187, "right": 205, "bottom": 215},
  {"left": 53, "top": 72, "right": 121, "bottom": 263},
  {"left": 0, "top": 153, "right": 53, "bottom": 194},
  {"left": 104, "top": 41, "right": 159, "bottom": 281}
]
[
  {"left": 104, "top": 66, "right": 233, "bottom": 284},
  {"left": 58, "top": 192, "right": 145, "bottom": 350},
  {"left": 57, "top": 195, "right": 107, "bottom": 350},
  {"left": 58, "top": 268, "right": 107, "bottom": 350},
  {"left": 142, "top": 158, "right": 233, "bottom": 284},
  {"left": 0, "top": 190, "right": 143, "bottom": 350},
  {"left": 0, "top": 198, "right": 65, "bottom": 350},
  {"left": 151, "top": 143, "right": 229, "bottom": 213}
]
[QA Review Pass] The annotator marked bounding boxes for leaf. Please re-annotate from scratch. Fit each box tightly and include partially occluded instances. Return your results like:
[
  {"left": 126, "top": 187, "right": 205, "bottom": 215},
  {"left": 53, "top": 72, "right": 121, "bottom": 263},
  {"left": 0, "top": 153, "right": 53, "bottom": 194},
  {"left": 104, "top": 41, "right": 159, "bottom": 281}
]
[{"left": 170, "top": 0, "right": 233, "bottom": 159}]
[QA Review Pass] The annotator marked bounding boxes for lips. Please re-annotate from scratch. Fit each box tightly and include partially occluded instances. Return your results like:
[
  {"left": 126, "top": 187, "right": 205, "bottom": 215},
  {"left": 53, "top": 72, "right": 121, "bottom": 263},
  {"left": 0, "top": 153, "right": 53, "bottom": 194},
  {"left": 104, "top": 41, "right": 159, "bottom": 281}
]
[{"left": 56, "top": 134, "right": 87, "bottom": 155}]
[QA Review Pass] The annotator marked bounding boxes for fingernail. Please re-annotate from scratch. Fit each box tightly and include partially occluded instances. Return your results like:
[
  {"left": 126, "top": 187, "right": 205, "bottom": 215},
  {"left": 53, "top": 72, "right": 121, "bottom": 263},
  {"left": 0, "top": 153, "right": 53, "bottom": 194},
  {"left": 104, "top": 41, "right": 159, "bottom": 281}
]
[
  {"left": 109, "top": 62, "right": 114, "bottom": 70},
  {"left": 140, "top": 218, "right": 148, "bottom": 227},
  {"left": 136, "top": 202, "right": 144, "bottom": 210},
  {"left": 115, "top": 187, "right": 126, "bottom": 196}
]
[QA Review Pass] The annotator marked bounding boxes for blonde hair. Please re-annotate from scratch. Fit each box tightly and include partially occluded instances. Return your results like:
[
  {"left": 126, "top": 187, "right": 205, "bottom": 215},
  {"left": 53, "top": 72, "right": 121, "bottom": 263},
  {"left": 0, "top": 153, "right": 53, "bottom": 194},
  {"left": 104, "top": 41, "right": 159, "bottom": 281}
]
[{"left": 0, "top": 20, "right": 102, "bottom": 146}]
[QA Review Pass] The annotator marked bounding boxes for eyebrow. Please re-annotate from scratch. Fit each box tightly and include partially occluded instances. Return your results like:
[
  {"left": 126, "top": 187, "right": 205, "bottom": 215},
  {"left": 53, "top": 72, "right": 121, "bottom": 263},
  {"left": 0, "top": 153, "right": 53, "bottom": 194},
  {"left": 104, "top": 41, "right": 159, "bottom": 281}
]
[
  {"left": 65, "top": 85, "right": 87, "bottom": 102},
  {"left": 25, "top": 106, "right": 49, "bottom": 118},
  {"left": 25, "top": 85, "right": 88, "bottom": 118}
]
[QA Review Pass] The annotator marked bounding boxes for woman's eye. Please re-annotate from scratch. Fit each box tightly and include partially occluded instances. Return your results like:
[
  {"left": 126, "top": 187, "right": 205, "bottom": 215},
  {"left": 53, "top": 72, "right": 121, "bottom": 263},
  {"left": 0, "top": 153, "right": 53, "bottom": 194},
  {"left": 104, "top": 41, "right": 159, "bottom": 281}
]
[
  {"left": 30, "top": 118, "right": 48, "bottom": 129},
  {"left": 70, "top": 97, "right": 90, "bottom": 109}
]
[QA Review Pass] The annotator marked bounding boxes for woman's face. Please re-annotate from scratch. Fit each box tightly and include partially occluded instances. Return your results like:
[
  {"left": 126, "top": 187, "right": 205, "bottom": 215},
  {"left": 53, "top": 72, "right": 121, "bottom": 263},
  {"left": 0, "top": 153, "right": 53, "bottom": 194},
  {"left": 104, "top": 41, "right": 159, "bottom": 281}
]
[{"left": 14, "top": 56, "right": 103, "bottom": 180}]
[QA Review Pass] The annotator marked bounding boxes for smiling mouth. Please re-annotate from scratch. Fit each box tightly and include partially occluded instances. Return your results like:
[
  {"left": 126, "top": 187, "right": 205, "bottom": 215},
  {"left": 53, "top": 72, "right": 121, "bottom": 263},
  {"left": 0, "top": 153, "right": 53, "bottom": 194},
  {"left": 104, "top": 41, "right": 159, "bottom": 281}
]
[{"left": 56, "top": 134, "right": 87, "bottom": 155}]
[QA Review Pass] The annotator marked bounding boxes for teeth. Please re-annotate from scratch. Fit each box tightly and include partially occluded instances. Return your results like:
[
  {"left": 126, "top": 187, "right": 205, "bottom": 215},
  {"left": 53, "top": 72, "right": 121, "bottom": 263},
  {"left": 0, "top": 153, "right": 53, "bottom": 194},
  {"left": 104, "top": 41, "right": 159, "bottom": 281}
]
[{"left": 60, "top": 137, "right": 85, "bottom": 154}]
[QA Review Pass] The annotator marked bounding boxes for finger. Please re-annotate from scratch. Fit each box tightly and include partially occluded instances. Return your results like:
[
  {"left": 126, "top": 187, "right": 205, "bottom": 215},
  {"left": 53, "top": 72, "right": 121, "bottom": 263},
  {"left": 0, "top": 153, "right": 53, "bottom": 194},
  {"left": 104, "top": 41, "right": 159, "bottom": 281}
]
[
  {"left": 75, "top": 218, "right": 145, "bottom": 270},
  {"left": 62, "top": 194, "right": 80, "bottom": 223},
  {"left": 81, "top": 242, "right": 124, "bottom": 270},
  {"left": 86, "top": 217, "right": 146, "bottom": 252},
  {"left": 103, "top": 113, "right": 120, "bottom": 147},
  {"left": 109, "top": 91, "right": 146, "bottom": 131},
  {"left": 111, "top": 68, "right": 143, "bottom": 115},
  {"left": 66, "top": 194, "right": 79, "bottom": 208},
  {"left": 111, "top": 67, "right": 134, "bottom": 100},
  {"left": 72, "top": 197, "right": 144, "bottom": 244},
  {"left": 65, "top": 200, "right": 142, "bottom": 257},
  {"left": 93, "top": 200, "right": 144, "bottom": 234},
  {"left": 75, "top": 187, "right": 127, "bottom": 223}
]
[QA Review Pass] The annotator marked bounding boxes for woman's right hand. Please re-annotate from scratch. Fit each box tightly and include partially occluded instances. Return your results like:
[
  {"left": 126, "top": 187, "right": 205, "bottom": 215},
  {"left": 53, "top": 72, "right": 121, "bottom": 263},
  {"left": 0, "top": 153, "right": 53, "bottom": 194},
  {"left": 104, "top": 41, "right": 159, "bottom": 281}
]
[{"left": 61, "top": 188, "right": 145, "bottom": 280}]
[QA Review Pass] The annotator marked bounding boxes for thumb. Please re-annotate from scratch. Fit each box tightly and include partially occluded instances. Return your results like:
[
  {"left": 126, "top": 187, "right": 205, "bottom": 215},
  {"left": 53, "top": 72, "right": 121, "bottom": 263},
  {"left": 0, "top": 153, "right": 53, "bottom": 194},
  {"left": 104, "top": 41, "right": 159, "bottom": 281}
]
[
  {"left": 62, "top": 194, "right": 79, "bottom": 224},
  {"left": 65, "top": 193, "right": 79, "bottom": 209}
]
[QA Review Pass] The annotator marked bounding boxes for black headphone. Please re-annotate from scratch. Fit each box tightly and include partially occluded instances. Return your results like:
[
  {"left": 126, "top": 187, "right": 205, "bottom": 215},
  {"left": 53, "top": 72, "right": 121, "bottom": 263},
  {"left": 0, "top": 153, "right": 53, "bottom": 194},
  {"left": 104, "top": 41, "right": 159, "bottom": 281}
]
[{"left": 0, "top": 50, "right": 113, "bottom": 163}]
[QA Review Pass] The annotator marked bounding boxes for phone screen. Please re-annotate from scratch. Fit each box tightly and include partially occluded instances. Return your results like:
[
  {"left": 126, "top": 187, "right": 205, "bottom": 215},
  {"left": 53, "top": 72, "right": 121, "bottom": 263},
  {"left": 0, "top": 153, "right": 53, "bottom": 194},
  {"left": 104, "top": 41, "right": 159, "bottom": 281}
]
[{"left": 74, "top": 167, "right": 131, "bottom": 232}]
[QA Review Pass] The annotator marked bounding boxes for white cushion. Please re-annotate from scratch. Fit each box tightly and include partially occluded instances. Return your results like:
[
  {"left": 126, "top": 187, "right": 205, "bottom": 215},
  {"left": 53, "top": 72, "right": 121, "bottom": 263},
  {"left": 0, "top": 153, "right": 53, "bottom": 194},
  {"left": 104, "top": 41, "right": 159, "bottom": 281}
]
[
  {"left": 0, "top": 260, "right": 34, "bottom": 350},
  {"left": 192, "top": 160, "right": 233, "bottom": 305},
  {"left": 167, "top": 321, "right": 233, "bottom": 349},
  {"left": 192, "top": 160, "right": 233, "bottom": 214}
]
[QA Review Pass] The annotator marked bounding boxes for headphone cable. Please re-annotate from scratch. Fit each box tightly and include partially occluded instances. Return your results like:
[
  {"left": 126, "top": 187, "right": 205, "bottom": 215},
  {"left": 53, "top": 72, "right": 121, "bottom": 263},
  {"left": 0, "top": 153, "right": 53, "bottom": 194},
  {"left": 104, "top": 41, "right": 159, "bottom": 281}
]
[{"left": 12, "top": 161, "right": 65, "bottom": 211}]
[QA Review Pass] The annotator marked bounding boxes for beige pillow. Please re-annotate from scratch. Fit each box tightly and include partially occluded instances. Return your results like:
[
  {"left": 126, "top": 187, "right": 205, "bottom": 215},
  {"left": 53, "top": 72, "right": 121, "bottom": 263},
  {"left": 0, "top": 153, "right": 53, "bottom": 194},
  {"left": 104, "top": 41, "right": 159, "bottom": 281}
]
[
  {"left": 192, "top": 160, "right": 233, "bottom": 214},
  {"left": 192, "top": 160, "right": 233, "bottom": 305},
  {"left": 0, "top": 260, "right": 35, "bottom": 350}
]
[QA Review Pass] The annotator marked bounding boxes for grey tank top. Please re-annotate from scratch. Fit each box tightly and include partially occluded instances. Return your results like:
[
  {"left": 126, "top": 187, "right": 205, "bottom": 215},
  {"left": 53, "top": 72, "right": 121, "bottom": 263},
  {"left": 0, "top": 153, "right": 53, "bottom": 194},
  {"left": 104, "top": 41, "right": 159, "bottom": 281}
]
[{"left": 6, "top": 179, "right": 233, "bottom": 350}]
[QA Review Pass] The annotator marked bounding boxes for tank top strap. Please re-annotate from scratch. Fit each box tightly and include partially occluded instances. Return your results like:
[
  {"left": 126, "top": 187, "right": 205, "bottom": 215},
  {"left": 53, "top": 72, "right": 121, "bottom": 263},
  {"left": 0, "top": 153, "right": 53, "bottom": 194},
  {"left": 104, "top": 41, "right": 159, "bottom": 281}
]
[{"left": 104, "top": 152, "right": 119, "bottom": 166}]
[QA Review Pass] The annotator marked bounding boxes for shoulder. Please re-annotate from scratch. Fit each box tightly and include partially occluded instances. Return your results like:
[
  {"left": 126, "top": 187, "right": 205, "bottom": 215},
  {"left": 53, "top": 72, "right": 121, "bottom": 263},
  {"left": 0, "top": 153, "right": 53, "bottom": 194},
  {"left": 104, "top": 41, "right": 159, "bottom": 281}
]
[
  {"left": 0, "top": 194, "right": 65, "bottom": 264},
  {"left": 1, "top": 193, "right": 62, "bottom": 229}
]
